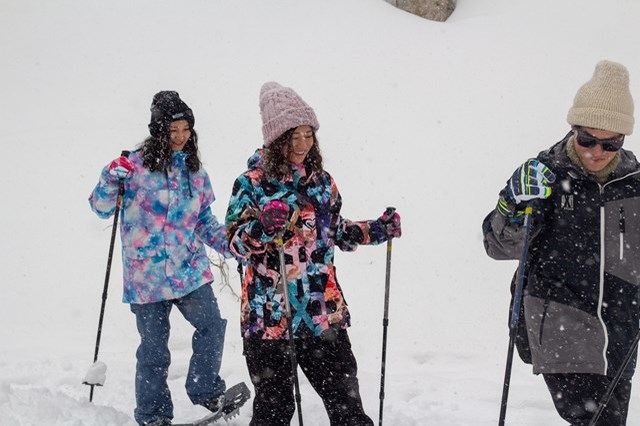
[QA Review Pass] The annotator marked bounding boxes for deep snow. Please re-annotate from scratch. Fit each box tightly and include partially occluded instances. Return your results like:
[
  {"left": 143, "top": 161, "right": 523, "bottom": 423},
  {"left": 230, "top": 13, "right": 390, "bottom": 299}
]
[{"left": 2, "top": 1, "right": 640, "bottom": 425}]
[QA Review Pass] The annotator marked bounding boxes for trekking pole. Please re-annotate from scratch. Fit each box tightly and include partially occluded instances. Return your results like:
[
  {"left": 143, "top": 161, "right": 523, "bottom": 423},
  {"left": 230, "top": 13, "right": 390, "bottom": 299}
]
[
  {"left": 237, "top": 262, "right": 244, "bottom": 286},
  {"left": 276, "top": 233, "right": 304, "bottom": 426},
  {"left": 588, "top": 329, "right": 640, "bottom": 426},
  {"left": 84, "top": 150, "right": 129, "bottom": 402},
  {"left": 378, "top": 207, "right": 396, "bottom": 426},
  {"left": 498, "top": 206, "right": 533, "bottom": 426}
]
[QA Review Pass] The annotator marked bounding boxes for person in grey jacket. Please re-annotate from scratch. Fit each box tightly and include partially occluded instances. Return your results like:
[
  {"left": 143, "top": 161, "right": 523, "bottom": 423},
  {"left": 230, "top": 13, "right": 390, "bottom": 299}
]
[{"left": 483, "top": 60, "right": 638, "bottom": 425}]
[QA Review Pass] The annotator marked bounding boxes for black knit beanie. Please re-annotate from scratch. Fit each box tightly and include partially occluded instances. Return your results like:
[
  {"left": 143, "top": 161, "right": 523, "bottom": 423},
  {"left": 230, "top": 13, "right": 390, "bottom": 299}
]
[{"left": 148, "top": 91, "right": 195, "bottom": 137}]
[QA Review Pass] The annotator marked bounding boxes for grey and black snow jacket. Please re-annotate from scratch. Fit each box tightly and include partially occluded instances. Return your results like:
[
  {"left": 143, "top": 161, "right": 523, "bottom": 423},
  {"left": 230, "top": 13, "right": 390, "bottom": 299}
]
[{"left": 483, "top": 134, "right": 640, "bottom": 379}]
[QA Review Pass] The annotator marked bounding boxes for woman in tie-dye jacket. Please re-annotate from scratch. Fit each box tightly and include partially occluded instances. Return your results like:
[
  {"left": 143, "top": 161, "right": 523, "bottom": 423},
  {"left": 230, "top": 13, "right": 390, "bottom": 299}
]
[
  {"left": 225, "top": 82, "right": 402, "bottom": 426},
  {"left": 89, "top": 91, "right": 236, "bottom": 426}
]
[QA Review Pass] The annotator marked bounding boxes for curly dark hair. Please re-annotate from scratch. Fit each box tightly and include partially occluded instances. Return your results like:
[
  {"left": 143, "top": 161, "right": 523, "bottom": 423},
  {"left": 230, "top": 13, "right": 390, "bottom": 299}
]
[
  {"left": 263, "top": 128, "right": 324, "bottom": 180},
  {"left": 137, "top": 128, "right": 202, "bottom": 172}
]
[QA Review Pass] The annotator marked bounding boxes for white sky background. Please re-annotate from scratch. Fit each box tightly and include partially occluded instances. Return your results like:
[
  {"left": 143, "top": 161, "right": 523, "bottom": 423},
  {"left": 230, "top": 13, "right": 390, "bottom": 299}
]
[{"left": 1, "top": 1, "right": 640, "bottom": 424}]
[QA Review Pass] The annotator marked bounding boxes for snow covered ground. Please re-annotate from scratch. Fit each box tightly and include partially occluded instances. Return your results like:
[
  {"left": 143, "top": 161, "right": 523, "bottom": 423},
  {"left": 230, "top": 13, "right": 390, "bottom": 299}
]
[{"left": 2, "top": 0, "right": 640, "bottom": 424}]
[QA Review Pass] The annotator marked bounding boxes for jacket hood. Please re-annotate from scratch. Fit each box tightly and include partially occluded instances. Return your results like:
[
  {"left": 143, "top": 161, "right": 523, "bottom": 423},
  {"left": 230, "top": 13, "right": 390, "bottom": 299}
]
[{"left": 247, "top": 148, "right": 264, "bottom": 170}]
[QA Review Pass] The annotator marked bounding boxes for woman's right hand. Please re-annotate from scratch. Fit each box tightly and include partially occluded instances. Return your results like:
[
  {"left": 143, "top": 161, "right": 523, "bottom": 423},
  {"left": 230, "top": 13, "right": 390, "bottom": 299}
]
[
  {"left": 260, "top": 200, "right": 290, "bottom": 235},
  {"left": 109, "top": 156, "right": 134, "bottom": 179},
  {"left": 496, "top": 159, "right": 555, "bottom": 217},
  {"left": 506, "top": 159, "right": 555, "bottom": 204}
]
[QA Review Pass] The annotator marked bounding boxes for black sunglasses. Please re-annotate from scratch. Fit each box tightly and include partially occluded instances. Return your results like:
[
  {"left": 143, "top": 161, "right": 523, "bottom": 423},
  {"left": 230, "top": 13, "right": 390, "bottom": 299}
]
[{"left": 575, "top": 128, "right": 625, "bottom": 152}]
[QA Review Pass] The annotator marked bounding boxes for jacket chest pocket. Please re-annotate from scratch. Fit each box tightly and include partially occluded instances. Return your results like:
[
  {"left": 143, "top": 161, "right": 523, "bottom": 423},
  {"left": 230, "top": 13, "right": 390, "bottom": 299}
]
[{"left": 605, "top": 199, "right": 640, "bottom": 285}]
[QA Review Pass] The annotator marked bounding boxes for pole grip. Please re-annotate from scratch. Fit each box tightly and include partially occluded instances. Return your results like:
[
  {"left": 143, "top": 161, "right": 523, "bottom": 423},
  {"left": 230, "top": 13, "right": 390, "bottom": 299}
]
[{"left": 117, "top": 150, "right": 130, "bottom": 196}]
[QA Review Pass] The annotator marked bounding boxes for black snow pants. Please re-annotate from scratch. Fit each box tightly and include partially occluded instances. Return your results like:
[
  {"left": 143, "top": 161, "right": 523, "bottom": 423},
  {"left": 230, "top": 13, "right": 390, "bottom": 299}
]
[
  {"left": 244, "top": 330, "right": 374, "bottom": 426},
  {"left": 543, "top": 373, "right": 632, "bottom": 426}
]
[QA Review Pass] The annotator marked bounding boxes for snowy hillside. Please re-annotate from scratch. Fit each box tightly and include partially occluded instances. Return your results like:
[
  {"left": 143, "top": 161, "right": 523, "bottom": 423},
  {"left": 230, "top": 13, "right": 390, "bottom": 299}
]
[{"left": 2, "top": 1, "right": 640, "bottom": 425}]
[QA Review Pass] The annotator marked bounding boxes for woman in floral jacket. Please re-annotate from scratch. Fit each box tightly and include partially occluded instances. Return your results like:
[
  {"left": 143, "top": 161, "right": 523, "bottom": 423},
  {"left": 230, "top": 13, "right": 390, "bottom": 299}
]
[
  {"left": 89, "top": 91, "right": 232, "bottom": 426},
  {"left": 226, "top": 82, "right": 402, "bottom": 426}
]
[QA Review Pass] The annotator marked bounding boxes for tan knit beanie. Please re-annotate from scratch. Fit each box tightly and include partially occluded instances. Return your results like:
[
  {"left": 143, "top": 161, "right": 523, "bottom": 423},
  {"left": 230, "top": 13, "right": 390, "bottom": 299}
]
[{"left": 567, "top": 60, "right": 634, "bottom": 135}]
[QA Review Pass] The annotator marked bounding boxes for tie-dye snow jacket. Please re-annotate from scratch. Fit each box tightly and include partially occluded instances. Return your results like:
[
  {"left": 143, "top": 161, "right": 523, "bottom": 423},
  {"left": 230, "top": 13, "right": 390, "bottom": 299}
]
[
  {"left": 89, "top": 150, "right": 228, "bottom": 304},
  {"left": 225, "top": 149, "right": 388, "bottom": 340}
]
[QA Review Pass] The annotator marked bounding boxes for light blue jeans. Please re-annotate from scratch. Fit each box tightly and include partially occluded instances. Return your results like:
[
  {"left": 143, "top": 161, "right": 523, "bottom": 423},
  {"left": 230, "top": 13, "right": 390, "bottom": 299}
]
[{"left": 130, "top": 284, "right": 227, "bottom": 425}]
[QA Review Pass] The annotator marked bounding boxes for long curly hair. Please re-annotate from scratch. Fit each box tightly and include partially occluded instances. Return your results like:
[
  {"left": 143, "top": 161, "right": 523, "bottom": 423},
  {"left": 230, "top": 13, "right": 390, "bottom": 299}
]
[
  {"left": 263, "top": 128, "right": 324, "bottom": 180},
  {"left": 137, "top": 128, "right": 202, "bottom": 172}
]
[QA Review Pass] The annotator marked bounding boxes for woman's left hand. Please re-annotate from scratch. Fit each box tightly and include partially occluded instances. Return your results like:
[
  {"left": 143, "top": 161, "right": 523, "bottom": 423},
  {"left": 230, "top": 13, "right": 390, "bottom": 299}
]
[{"left": 378, "top": 208, "right": 401, "bottom": 239}]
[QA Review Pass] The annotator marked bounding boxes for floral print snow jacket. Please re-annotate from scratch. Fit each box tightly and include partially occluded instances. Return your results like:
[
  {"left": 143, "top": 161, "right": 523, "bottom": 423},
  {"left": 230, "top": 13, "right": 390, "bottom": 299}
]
[
  {"left": 89, "top": 150, "right": 228, "bottom": 304},
  {"left": 226, "top": 149, "right": 388, "bottom": 340}
]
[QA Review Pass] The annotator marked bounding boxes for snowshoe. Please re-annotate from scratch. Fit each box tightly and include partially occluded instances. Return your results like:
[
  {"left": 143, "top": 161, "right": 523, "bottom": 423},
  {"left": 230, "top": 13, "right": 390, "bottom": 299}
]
[{"left": 173, "top": 382, "right": 251, "bottom": 426}]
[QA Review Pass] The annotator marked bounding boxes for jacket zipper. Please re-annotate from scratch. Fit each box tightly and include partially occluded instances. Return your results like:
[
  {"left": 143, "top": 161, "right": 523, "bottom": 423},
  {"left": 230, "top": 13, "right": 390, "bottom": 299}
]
[
  {"left": 619, "top": 206, "right": 625, "bottom": 260},
  {"left": 598, "top": 184, "right": 609, "bottom": 374}
]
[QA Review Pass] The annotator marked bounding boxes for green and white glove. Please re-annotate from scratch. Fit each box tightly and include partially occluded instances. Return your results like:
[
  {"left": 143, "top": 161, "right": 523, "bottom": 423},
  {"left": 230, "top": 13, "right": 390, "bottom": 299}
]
[{"left": 497, "top": 159, "right": 555, "bottom": 217}]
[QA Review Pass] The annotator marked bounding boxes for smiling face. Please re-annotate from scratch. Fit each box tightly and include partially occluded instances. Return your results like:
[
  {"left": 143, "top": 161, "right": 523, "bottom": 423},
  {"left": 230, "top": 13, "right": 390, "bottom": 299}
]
[
  {"left": 288, "top": 125, "right": 314, "bottom": 164},
  {"left": 169, "top": 119, "right": 191, "bottom": 151},
  {"left": 573, "top": 127, "right": 622, "bottom": 172}
]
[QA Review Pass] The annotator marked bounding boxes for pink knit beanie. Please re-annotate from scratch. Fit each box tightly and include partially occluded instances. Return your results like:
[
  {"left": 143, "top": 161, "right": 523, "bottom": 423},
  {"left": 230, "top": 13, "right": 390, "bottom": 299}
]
[{"left": 259, "top": 82, "right": 320, "bottom": 146}]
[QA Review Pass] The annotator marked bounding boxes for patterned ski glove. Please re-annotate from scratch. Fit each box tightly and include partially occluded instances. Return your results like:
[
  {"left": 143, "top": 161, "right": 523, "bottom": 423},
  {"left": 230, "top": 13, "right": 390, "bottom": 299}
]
[
  {"left": 497, "top": 159, "right": 555, "bottom": 217},
  {"left": 260, "top": 200, "right": 290, "bottom": 235},
  {"left": 108, "top": 156, "right": 134, "bottom": 179},
  {"left": 378, "top": 208, "right": 402, "bottom": 239}
]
